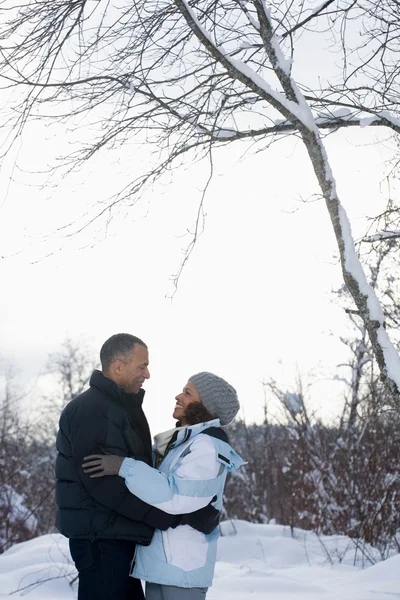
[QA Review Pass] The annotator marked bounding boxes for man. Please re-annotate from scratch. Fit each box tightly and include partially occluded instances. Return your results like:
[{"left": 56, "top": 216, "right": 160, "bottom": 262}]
[{"left": 55, "top": 333, "right": 218, "bottom": 600}]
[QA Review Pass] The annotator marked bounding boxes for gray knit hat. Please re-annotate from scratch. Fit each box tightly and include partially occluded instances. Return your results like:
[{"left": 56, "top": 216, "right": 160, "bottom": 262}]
[{"left": 189, "top": 372, "right": 240, "bottom": 426}]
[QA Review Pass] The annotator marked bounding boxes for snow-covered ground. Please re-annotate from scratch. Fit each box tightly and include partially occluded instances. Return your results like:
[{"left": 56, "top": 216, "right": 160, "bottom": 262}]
[{"left": 0, "top": 520, "right": 399, "bottom": 599}]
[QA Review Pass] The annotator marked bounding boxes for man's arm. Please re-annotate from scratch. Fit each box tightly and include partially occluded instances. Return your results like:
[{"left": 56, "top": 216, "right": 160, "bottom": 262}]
[{"left": 69, "top": 406, "right": 180, "bottom": 527}]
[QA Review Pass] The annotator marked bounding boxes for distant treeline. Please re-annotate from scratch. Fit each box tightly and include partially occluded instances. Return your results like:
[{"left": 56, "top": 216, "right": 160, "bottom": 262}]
[
  {"left": 1, "top": 328, "right": 399, "bottom": 559},
  {"left": 224, "top": 416, "right": 400, "bottom": 560}
]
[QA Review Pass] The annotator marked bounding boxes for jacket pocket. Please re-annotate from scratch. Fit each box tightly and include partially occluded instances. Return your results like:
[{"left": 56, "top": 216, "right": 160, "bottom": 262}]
[
  {"left": 162, "top": 526, "right": 208, "bottom": 572},
  {"left": 161, "top": 530, "right": 172, "bottom": 563}
]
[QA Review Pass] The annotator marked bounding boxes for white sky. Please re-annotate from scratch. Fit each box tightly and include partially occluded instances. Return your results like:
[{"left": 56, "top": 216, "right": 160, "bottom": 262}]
[
  {"left": 1, "top": 116, "right": 396, "bottom": 434},
  {"left": 2, "top": 2, "right": 398, "bottom": 434}
]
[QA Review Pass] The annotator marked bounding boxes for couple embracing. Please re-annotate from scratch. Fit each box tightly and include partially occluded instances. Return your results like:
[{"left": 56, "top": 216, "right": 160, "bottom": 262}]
[{"left": 55, "top": 333, "right": 243, "bottom": 600}]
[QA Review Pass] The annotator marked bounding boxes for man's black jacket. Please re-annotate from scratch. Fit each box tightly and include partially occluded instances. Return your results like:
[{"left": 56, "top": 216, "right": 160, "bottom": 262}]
[{"left": 55, "top": 370, "right": 217, "bottom": 544}]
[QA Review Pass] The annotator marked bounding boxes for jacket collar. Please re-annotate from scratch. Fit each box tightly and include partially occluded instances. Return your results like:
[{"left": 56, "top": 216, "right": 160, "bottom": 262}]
[
  {"left": 167, "top": 418, "right": 221, "bottom": 450},
  {"left": 89, "top": 369, "right": 145, "bottom": 406},
  {"left": 154, "top": 426, "right": 186, "bottom": 457}
]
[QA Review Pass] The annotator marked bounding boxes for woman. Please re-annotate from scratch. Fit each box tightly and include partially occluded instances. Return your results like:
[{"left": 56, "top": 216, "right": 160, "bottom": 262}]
[{"left": 83, "top": 371, "right": 243, "bottom": 600}]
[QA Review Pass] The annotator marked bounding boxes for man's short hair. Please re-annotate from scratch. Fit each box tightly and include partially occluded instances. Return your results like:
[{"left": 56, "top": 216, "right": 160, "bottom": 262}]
[{"left": 100, "top": 333, "right": 147, "bottom": 373}]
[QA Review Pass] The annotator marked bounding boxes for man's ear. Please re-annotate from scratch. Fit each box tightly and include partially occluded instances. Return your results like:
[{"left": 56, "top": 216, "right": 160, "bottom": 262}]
[{"left": 111, "top": 359, "right": 124, "bottom": 377}]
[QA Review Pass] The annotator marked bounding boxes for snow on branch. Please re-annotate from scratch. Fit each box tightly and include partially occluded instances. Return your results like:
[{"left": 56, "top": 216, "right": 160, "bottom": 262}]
[
  {"left": 281, "top": 0, "right": 336, "bottom": 39},
  {"left": 236, "top": 0, "right": 260, "bottom": 31},
  {"left": 363, "top": 231, "right": 400, "bottom": 243},
  {"left": 175, "top": 0, "right": 311, "bottom": 128},
  {"left": 196, "top": 114, "right": 400, "bottom": 142}
]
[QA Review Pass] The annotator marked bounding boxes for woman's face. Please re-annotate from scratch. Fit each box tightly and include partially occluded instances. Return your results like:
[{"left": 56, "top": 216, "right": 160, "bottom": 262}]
[{"left": 173, "top": 380, "right": 201, "bottom": 424}]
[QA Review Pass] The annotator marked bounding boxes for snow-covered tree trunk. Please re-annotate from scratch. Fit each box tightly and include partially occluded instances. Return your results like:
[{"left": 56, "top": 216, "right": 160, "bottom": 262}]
[{"left": 305, "top": 137, "right": 400, "bottom": 406}]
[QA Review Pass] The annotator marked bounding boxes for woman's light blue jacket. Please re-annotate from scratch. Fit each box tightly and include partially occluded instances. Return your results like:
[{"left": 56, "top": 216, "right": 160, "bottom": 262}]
[{"left": 118, "top": 418, "right": 243, "bottom": 588}]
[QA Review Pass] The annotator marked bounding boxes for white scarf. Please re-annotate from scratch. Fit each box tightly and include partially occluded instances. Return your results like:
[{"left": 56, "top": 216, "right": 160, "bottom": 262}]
[{"left": 154, "top": 426, "right": 186, "bottom": 457}]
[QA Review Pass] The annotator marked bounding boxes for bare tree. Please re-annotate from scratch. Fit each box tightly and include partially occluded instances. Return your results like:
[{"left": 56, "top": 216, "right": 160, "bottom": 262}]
[
  {"left": 38, "top": 337, "right": 98, "bottom": 441},
  {"left": 0, "top": 339, "right": 98, "bottom": 552},
  {"left": 47, "top": 338, "right": 97, "bottom": 406},
  {"left": 225, "top": 371, "right": 400, "bottom": 557},
  {"left": 2, "top": 1, "right": 400, "bottom": 403},
  {"left": 0, "top": 363, "right": 40, "bottom": 553}
]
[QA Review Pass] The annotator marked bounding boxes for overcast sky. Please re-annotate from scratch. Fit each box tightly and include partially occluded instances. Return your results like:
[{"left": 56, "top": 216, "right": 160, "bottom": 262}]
[{"left": 0, "top": 99, "right": 396, "bottom": 433}]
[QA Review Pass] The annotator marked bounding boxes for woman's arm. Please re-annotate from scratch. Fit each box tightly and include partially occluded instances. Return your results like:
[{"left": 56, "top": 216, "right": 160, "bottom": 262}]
[{"left": 83, "top": 435, "right": 221, "bottom": 515}]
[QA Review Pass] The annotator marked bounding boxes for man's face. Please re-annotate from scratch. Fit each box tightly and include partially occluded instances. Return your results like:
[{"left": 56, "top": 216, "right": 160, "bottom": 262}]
[{"left": 113, "top": 344, "right": 150, "bottom": 394}]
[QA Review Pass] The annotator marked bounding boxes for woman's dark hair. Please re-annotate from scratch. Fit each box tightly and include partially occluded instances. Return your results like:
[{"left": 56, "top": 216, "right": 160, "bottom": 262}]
[{"left": 178, "top": 402, "right": 216, "bottom": 426}]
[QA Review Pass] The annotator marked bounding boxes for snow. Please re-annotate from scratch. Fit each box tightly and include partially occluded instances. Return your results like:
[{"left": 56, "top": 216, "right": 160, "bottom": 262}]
[
  {"left": 0, "top": 486, "right": 38, "bottom": 550},
  {"left": 338, "top": 204, "right": 384, "bottom": 322},
  {"left": 271, "top": 36, "right": 293, "bottom": 75},
  {"left": 366, "top": 230, "right": 400, "bottom": 241},
  {"left": 180, "top": 0, "right": 311, "bottom": 128},
  {"left": 308, "top": 1, "right": 335, "bottom": 19},
  {"left": 376, "top": 325, "right": 400, "bottom": 390},
  {"left": 212, "top": 128, "right": 238, "bottom": 139},
  {"left": 330, "top": 109, "right": 352, "bottom": 119},
  {"left": 283, "top": 392, "right": 303, "bottom": 415},
  {"left": 0, "top": 535, "right": 75, "bottom": 598},
  {"left": 0, "top": 521, "right": 399, "bottom": 599},
  {"left": 359, "top": 116, "right": 378, "bottom": 128},
  {"left": 379, "top": 110, "right": 400, "bottom": 131},
  {"left": 236, "top": 0, "right": 260, "bottom": 30}
]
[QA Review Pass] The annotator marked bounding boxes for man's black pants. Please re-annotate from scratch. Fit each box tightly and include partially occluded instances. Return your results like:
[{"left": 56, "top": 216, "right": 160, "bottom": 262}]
[{"left": 69, "top": 538, "right": 145, "bottom": 600}]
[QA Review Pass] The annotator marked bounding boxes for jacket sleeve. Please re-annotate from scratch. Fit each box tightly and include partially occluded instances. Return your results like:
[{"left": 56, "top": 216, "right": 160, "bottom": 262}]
[
  {"left": 119, "top": 435, "right": 222, "bottom": 515},
  {"left": 68, "top": 404, "right": 180, "bottom": 528}
]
